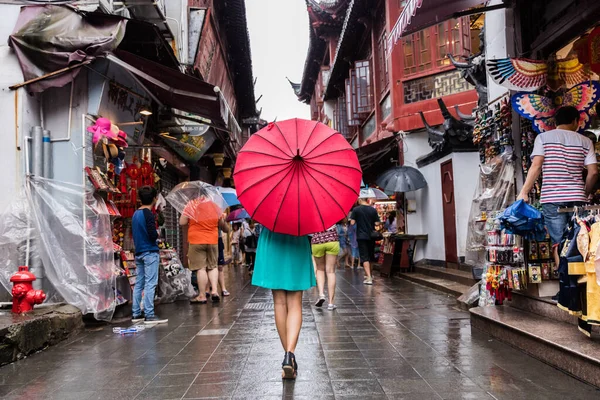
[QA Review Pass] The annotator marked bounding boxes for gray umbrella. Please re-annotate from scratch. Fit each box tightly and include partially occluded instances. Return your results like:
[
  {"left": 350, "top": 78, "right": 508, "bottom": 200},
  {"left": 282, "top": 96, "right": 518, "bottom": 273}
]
[{"left": 376, "top": 166, "right": 427, "bottom": 193}]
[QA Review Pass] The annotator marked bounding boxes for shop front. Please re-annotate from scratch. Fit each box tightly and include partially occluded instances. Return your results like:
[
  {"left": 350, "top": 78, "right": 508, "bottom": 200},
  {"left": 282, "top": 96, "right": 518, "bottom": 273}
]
[{"left": 0, "top": 5, "right": 240, "bottom": 321}]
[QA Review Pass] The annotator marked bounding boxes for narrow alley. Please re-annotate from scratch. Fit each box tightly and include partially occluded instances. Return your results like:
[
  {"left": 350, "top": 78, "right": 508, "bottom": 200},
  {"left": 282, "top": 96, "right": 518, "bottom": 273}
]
[{"left": 0, "top": 269, "right": 597, "bottom": 400}]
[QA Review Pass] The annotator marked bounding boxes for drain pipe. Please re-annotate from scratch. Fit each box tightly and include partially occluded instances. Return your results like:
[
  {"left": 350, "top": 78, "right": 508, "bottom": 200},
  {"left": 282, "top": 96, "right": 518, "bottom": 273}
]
[
  {"left": 43, "top": 130, "right": 52, "bottom": 179},
  {"left": 30, "top": 126, "right": 44, "bottom": 290}
]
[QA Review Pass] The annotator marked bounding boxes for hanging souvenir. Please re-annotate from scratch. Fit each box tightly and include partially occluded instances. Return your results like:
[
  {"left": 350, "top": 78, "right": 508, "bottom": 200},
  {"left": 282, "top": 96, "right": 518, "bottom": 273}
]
[
  {"left": 529, "top": 265, "right": 542, "bottom": 283},
  {"left": 140, "top": 156, "right": 153, "bottom": 186},
  {"left": 511, "top": 81, "right": 600, "bottom": 133},
  {"left": 588, "top": 26, "right": 600, "bottom": 75},
  {"left": 487, "top": 56, "right": 589, "bottom": 92}
]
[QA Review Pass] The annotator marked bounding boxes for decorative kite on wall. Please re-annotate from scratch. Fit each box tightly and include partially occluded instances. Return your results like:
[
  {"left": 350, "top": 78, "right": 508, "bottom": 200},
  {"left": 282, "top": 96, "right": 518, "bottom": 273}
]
[
  {"left": 511, "top": 81, "right": 600, "bottom": 133},
  {"left": 487, "top": 56, "right": 590, "bottom": 92}
]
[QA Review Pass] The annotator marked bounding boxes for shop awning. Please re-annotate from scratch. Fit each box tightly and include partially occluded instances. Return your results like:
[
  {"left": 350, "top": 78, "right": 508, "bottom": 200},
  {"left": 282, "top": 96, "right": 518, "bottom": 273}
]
[
  {"left": 387, "top": 0, "right": 507, "bottom": 54},
  {"left": 106, "top": 50, "right": 226, "bottom": 129},
  {"left": 357, "top": 137, "right": 398, "bottom": 171}
]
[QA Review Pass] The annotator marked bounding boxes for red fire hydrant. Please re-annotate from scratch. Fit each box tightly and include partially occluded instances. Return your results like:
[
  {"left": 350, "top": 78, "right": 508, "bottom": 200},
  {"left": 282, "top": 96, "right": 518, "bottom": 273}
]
[{"left": 10, "top": 266, "right": 46, "bottom": 313}]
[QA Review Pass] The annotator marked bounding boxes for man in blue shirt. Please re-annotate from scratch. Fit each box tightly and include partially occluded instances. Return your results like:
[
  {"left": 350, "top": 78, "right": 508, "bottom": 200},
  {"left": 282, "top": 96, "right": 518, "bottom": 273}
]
[{"left": 132, "top": 186, "right": 167, "bottom": 324}]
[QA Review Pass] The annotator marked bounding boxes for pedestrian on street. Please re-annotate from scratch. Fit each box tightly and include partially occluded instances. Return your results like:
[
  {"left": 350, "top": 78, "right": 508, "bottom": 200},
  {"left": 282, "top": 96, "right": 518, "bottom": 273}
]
[
  {"left": 243, "top": 220, "right": 258, "bottom": 274},
  {"left": 210, "top": 218, "right": 230, "bottom": 297},
  {"left": 251, "top": 228, "right": 316, "bottom": 379},
  {"left": 347, "top": 217, "right": 360, "bottom": 269},
  {"left": 180, "top": 196, "right": 222, "bottom": 304},
  {"left": 131, "top": 186, "right": 168, "bottom": 324},
  {"left": 231, "top": 223, "right": 242, "bottom": 266},
  {"left": 350, "top": 198, "right": 381, "bottom": 285},
  {"left": 312, "top": 226, "right": 340, "bottom": 310},
  {"left": 336, "top": 219, "right": 350, "bottom": 268}
]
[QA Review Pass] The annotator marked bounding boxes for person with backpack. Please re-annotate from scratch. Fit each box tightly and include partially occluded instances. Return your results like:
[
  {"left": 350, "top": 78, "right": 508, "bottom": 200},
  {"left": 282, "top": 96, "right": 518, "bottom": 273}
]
[{"left": 243, "top": 220, "right": 259, "bottom": 274}]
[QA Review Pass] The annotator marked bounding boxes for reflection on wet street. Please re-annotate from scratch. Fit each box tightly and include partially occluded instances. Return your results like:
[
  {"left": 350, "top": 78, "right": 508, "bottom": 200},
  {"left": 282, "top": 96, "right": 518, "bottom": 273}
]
[{"left": 0, "top": 267, "right": 598, "bottom": 399}]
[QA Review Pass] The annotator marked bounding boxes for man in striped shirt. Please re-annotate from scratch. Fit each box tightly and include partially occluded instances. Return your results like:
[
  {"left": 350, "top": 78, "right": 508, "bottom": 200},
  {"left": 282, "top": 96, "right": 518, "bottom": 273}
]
[{"left": 518, "top": 106, "right": 598, "bottom": 264}]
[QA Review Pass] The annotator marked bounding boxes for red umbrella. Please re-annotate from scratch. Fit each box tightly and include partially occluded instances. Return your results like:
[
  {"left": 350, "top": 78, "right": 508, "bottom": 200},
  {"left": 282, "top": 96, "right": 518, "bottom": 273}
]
[{"left": 234, "top": 118, "right": 362, "bottom": 236}]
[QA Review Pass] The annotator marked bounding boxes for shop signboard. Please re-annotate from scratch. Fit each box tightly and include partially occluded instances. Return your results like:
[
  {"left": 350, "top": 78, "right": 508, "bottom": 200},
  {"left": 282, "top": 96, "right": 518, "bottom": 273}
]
[
  {"left": 88, "top": 60, "right": 151, "bottom": 146},
  {"left": 161, "top": 129, "right": 216, "bottom": 164}
]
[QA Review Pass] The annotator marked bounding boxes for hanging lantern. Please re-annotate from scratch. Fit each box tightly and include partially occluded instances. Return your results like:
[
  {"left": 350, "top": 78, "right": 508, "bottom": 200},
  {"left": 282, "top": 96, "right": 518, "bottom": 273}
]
[
  {"left": 213, "top": 153, "right": 225, "bottom": 167},
  {"left": 222, "top": 168, "right": 232, "bottom": 179}
]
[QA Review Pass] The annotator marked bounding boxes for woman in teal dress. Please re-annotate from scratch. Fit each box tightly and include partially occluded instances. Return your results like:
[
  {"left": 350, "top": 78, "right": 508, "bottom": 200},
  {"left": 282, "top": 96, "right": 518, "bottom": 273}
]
[{"left": 252, "top": 228, "right": 316, "bottom": 380}]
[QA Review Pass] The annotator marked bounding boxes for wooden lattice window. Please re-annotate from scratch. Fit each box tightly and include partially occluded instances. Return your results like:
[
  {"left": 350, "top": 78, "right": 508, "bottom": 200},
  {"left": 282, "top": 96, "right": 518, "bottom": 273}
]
[
  {"left": 345, "top": 60, "right": 374, "bottom": 126},
  {"left": 435, "top": 18, "right": 471, "bottom": 66},
  {"left": 403, "top": 35, "right": 416, "bottom": 75},
  {"left": 336, "top": 94, "right": 350, "bottom": 138},
  {"left": 417, "top": 30, "right": 431, "bottom": 71},
  {"left": 354, "top": 60, "right": 373, "bottom": 114},
  {"left": 377, "top": 33, "right": 390, "bottom": 96}
]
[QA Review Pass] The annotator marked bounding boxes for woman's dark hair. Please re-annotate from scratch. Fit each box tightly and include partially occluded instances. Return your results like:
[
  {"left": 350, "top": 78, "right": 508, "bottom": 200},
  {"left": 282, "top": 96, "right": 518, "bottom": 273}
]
[
  {"left": 555, "top": 106, "right": 580, "bottom": 126},
  {"left": 387, "top": 212, "right": 395, "bottom": 224},
  {"left": 139, "top": 186, "right": 157, "bottom": 205}
]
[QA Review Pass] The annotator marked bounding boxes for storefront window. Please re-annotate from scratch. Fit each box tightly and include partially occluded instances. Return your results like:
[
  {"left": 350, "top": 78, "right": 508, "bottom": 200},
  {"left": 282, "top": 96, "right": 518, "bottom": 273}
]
[
  {"left": 380, "top": 93, "right": 392, "bottom": 120},
  {"left": 361, "top": 114, "right": 377, "bottom": 143}
]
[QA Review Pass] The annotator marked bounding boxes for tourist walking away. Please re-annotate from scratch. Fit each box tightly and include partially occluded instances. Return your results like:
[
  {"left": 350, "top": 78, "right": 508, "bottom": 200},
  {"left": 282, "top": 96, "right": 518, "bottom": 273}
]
[
  {"left": 350, "top": 198, "right": 381, "bottom": 284},
  {"left": 231, "top": 223, "right": 242, "bottom": 266},
  {"left": 336, "top": 219, "right": 350, "bottom": 268},
  {"left": 312, "top": 226, "right": 340, "bottom": 310},
  {"left": 518, "top": 106, "right": 598, "bottom": 266},
  {"left": 212, "top": 217, "right": 231, "bottom": 297},
  {"left": 131, "top": 186, "right": 168, "bottom": 324},
  {"left": 252, "top": 228, "right": 316, "bottom": 379},
  {"left": 243, "top": 220, "right": 258, "bottom": 274},
  {"left": 347, "top": 217, "right": 359, "bottom": 268},
  {"left": 180, "top": 196, "right": 222, "bottom": 303}
]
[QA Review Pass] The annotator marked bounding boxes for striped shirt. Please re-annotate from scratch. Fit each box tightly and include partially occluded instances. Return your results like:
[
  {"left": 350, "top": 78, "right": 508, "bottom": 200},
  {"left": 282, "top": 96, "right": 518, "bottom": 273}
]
[{"left": 531, "top": 129, "right": 596, "bottom": 204}]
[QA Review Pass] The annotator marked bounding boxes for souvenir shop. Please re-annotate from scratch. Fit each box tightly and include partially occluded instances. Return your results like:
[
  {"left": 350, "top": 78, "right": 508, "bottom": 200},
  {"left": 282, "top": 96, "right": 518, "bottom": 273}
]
[
  {"left": 84, "top": 115, "right": 196, "bottom": 319},
  {"left": 466, "top": 0, "right": 600, "bottom": 337}
]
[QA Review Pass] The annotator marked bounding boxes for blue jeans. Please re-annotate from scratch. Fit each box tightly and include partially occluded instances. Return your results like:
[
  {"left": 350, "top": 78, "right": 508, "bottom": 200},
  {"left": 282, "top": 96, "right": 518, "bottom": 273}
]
[
  {"left": 132, "top": 251, "right": 159, "bottom": 318},
  {"left": 542, "top": 202, "right": 584, "bottom": 245}
]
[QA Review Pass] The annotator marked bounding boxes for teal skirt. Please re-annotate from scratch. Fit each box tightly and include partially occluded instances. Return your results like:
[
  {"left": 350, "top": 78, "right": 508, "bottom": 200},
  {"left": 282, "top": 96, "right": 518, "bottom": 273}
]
[{"left": 252, "top": 229, "right": 316, "bottom": 291}]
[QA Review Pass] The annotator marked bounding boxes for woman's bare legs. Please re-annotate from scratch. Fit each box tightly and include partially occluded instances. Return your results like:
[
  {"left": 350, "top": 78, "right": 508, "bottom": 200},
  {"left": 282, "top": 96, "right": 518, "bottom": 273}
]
[
  {"left": 272, "top": 290, "right": 288, "bottom": 350},
  {"left": 314, "top": 256, "right": 326, "bottom": 298},
  {"left": 218, "top": 266, "right": 228, "bottom": 294},
  {"left": 285, "top": 291, "right": 303, "bottom": 353},
  {"left": 325, "top": 254, "right": 337, "bottom": 305}
]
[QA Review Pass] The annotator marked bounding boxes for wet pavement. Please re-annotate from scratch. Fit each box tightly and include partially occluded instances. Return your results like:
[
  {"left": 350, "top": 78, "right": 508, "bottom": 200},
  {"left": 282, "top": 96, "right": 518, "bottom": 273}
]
[{"left": 0, "top": 267, "right": 599, "bottom": 400}]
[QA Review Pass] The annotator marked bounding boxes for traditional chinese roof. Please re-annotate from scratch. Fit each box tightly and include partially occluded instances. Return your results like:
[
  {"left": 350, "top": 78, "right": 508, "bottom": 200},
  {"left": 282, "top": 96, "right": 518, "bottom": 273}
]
[
  {"left": 323, "top": 0, "right": 370, "bottom": 100},
  {"left": 294, "top": 0, "right": 350, "bottom": 104},
  {"left": 213, "top": 0, "right": 257, "bottom": 119}
]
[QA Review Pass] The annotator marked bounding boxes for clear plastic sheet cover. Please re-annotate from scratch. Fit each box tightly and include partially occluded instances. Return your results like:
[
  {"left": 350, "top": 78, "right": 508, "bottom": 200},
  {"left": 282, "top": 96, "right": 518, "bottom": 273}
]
[
  {"left": 0, "top": 177, "right": 116, "bottom": 320},
  {"left": 465, "top": 151, "right": 515, "bottom": 264}
]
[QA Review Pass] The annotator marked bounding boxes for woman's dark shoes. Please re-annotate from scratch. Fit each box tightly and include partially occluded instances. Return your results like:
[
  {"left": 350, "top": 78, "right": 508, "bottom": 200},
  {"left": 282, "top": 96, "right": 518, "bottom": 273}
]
[
  {"left": 281, "top": 351, "right": 297, "bottom": 379},
  {"left": 211, "top": 294, "right": 221, "bottom": 303}
]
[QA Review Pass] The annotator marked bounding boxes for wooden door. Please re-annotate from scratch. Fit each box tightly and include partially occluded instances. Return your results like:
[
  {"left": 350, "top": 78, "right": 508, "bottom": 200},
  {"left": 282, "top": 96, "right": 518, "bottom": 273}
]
[{"left": 441, "top": 160, "right": 458, "bottom": 268}]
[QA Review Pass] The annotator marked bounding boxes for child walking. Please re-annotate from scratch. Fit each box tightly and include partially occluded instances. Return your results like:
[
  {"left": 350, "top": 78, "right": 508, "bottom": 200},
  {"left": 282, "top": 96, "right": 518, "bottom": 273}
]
[{"left": 132, "top": 186, "right": 168, "bottom": 324}]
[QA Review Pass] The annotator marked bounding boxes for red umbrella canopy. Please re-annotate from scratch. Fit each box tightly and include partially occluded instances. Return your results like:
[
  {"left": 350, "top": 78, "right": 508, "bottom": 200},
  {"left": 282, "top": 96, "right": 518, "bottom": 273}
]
[{"left": 234, "top": 118, "right": 362, "bottom": 236}]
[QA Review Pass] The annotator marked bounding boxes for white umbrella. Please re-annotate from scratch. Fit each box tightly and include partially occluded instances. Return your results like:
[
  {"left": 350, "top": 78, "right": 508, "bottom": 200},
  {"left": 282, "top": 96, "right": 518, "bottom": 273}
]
[
  {"left": 359, "top": 187, "right": 389, "bottom": 200},
  {"left": 166, "top": 181, "right": 228, "bottom": 222}
]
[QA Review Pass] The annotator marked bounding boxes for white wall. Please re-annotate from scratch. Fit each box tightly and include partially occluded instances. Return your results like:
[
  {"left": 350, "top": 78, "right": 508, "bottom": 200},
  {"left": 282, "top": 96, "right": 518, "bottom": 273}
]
[
  {"left": 0, "top": 5, "right": 41, "bottom": 213},
  {"left": 402, "top": 131, "right": 480, "bottom": 262}
]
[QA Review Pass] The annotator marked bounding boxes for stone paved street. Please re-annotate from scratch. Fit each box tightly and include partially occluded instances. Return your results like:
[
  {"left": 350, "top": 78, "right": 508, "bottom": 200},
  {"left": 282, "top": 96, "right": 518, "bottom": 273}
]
[{"left": 0, "top": 267, "right": 599, "bottom": 399}]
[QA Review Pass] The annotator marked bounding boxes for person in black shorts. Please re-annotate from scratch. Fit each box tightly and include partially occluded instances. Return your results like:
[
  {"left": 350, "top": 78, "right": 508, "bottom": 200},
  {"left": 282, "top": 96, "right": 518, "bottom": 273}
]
[{"left": 350, "top": 199, "right": 380, "bottom": 285}]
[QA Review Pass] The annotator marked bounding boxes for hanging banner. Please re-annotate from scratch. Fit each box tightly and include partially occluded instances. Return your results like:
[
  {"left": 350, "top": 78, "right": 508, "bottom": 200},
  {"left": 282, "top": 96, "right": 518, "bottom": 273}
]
[{"left": 589, "top": 26, "right": 600, "bottom": 75}]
